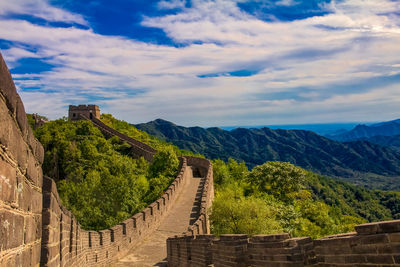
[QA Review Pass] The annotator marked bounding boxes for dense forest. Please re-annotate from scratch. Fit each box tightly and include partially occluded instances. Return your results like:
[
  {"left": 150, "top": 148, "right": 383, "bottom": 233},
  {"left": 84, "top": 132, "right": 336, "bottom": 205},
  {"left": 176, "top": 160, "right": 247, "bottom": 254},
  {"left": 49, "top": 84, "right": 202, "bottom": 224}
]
[
  {"left": 32, "top": 115, "right": 189, "bottom": 230},
  {"left": 210, "top": 159, "right": 400, "bottom": 238}
]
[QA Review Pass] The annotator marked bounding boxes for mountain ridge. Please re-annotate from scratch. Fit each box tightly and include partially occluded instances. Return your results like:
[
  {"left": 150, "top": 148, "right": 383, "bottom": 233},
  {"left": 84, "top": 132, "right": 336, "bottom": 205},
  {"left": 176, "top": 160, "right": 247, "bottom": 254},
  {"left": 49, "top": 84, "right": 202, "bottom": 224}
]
[
  {"left": 327, "top": 118, "right": 400, "bottom": 141},
  {"left": 135, "top": 119, "right": 400, "bottom": 180}
]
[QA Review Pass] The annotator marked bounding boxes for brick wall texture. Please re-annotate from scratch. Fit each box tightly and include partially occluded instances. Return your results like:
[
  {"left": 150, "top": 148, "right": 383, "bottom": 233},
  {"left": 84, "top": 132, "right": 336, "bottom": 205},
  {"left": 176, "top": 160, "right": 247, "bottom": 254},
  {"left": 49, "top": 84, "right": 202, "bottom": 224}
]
[
  {"left": 167, "top": 220, "right": 400, "bottom": 266},
  {"left": 0, "top": 52, "right": 44, "bottom": 266}
]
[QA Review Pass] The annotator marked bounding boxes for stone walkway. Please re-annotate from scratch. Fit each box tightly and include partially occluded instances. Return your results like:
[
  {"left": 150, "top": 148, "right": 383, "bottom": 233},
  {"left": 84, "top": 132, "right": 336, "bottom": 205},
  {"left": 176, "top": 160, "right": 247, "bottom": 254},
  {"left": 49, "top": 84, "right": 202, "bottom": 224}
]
[{"left": 114, "top": 167, "right": 203, "bottom": 266}]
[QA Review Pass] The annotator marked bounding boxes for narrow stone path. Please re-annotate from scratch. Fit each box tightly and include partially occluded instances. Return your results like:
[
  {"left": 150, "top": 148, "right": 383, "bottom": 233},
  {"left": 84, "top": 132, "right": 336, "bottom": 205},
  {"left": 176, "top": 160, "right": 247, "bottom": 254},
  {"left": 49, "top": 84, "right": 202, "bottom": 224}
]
[{"left": 114, "top": 167, "right": 203, "bottom": 267}]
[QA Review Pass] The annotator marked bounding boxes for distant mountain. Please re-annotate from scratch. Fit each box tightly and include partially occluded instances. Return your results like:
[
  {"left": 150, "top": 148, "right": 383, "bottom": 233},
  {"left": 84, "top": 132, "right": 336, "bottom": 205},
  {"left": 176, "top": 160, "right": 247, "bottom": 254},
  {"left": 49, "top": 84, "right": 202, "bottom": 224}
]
[
  {"left": 221, "top": 123, "right": 358, "bottom": 136},
  {"left": 356, "top": 134, "right": 400, "bottom": 152},
  {"left": 136, "top": 119, "right": 400, "bottom": 179},
  {"left": 327, "top": 119, "right": 400, "bottom": 142}
]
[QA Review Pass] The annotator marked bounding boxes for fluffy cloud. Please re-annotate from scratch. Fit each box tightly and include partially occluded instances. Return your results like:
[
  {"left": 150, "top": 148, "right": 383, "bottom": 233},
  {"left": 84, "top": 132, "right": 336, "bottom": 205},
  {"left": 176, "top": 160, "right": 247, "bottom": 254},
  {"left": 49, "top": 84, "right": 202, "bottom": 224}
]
[
  {"left": 0, "top": 0, "right": 399, "bottom": 126},
  {"left": 157, "top": 0, "right": 186, "bottom": 10},
  {"left": 0, "top": 0, "right": 87, "bottom": 25}
]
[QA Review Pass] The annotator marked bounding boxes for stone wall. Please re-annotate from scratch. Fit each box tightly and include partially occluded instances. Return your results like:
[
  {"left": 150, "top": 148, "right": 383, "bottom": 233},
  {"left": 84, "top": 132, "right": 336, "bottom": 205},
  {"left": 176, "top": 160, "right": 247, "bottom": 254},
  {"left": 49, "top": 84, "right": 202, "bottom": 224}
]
[
  {"left": 167, "top": 220, "right": 400, "bottom": 266},
  {"left": 68, "top": 105, "right": 100, "bottom": 121},
  {"left": 182, "top": 157, "right": 214, "bottom": 236},
  {"left": 0, "top": 53, "right": 44, "bottom": 266},
  {"left": 87, "top": 116, "right": 157, "bottom": 162},
  {"left": 41, "top": 157, "right": 191, "bottom": 267}
]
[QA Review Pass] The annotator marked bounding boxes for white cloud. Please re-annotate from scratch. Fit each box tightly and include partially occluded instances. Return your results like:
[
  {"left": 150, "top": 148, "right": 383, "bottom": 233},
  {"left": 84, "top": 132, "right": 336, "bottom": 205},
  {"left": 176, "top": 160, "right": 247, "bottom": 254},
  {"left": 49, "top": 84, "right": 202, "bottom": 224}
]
[
  {"left": 0, "top": 0, "right": 399, "bottom": 126},
  {"left": 276, "top": 0, "right": 299, "bottom": 7},
  {"left": 157, "top": 0, "right": 186, "bottom": 10},
  {"left": 1, "top": 47, "right": 38, "bottom": 66},
  {"left": 0, "top": 0, "right": 87, "bottom": 25}
]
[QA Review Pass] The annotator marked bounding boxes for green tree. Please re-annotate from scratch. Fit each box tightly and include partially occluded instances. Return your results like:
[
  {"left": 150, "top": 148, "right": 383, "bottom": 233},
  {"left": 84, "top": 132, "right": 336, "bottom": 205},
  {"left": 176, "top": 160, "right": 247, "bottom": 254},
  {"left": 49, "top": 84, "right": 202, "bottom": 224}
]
[
  {"left": 210, "top": 184, "right": 282, "bottom": 236},
  {"left": 247, "top": 161, "right": 306, "bottom": 201},
  {"left": 210, "top": 158, "right": 372, "bottom": 239},
  {"left": 149, "top": 147, "right": 179, "bottom": 178},
  {"left": 34, "top": 118, "right": 155, "bottom": 230}
]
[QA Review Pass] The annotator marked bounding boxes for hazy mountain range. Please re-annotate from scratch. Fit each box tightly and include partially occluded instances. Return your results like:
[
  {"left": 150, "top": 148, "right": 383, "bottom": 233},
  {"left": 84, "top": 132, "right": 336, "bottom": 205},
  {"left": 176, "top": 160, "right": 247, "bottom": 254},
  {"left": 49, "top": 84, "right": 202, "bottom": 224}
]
[
  {"left": 327, "top": 119, "right": 400, "bottom": 142},
  {"left": 136, "top": 119, "right": 400, "bottom": 181}
]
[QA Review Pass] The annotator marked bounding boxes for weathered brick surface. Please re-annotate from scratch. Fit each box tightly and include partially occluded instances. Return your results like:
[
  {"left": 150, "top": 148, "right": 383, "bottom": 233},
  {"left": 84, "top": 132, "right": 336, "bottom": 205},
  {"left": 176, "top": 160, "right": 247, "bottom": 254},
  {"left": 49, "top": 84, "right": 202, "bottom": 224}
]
[
  {"left": 167, "top": 220, "right": 400, "bottom": 266},
  {"left": 0, "top": 52, "right": 43, "bottom": 266},
  {"left": 0, "top": 160, "right": 17, "bottom": 204},
  {"left": 0, "top": 209, "right": 24, "bottom": 250}
]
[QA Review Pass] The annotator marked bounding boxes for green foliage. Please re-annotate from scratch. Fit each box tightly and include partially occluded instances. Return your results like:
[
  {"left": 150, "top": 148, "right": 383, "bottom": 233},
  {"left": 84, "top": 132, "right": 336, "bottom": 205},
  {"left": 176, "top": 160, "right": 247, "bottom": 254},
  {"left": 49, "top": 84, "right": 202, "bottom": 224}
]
[
  {"left": 304, "top": 173, "right": 395, "bottom": 222},
  {"left": 149, "top": 147, "right": 180, "bottom": 178},
  {"left": 213, "top": 158, "right": 248, "bottom": 190},
  {"left": 210, "top": 183, "right": 282, "bottom": 235},
  {"left": 145, "top": 147, "right": 180, "bottom": 202},
  {"left": 100, "top": 114, "right": 198, "bottom": 156},
  {"left": 276, "top": 190, "right": 364, "bottom": 239},
  {"left": 34, "top": 118, "right": 179, "bottom": 230},
  {"left": 27, "top": 114, "right": 35, "bottom": 129},
  {"left": 210, "top": 158, "right": 400, "bottom": 239},
  {"left": 247, "top": 162, "right": 306, "bottom": 201}
]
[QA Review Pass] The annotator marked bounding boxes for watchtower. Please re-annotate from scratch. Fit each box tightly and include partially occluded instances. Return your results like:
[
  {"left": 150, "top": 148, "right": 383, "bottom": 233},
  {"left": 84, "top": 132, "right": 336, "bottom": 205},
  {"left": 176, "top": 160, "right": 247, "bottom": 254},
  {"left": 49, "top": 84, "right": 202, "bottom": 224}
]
[{"left": 68, "top": 105, "right": 100, "bottom": 121}]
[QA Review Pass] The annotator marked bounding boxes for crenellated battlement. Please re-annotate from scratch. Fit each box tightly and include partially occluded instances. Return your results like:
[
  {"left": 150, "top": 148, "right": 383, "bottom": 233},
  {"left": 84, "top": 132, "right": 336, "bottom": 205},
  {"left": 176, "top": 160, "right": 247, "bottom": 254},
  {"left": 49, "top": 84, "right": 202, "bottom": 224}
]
[{"left": 167, "top": 220, "right": 400, "bottom": 266}]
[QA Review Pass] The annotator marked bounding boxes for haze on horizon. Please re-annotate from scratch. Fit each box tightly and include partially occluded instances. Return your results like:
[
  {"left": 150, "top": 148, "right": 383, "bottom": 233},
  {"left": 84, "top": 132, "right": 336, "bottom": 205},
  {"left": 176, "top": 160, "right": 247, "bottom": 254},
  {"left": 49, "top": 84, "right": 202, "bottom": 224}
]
[{"left": 0, "top": 0, "right": 399, "bottom": 127}]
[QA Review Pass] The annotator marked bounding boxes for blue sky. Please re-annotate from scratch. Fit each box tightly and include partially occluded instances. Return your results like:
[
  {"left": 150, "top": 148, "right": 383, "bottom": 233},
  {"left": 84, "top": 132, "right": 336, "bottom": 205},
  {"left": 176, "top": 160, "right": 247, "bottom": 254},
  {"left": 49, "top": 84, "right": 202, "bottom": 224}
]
[{"left": 0, "top": 0, "right": 399, "bottom": 126}]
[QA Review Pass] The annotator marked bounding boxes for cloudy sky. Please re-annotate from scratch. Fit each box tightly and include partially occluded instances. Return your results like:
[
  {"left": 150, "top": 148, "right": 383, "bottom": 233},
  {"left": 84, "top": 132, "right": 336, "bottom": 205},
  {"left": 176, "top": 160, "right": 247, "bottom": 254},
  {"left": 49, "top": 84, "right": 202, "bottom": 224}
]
[{"left": 0, "top": 0, "right": 399, "bottom": 126}]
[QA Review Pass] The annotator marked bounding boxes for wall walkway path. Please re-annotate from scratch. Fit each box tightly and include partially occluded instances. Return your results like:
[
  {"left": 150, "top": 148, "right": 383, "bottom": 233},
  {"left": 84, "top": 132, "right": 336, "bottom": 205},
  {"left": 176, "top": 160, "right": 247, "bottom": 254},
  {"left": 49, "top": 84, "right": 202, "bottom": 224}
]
[{"left": 115, "top": 167, "right": 203, "bottom": 266}]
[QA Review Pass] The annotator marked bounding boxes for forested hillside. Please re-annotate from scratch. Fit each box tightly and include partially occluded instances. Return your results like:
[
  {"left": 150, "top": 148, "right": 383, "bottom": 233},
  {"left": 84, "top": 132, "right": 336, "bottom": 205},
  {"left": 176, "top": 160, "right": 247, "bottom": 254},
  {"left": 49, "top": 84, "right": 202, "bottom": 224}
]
[
  {"left": 135, "top": 119, "right": 400, "bottom": 184},
  {"left": 327, "top": 119, "right": 400, "bottom": 141},
  {"left": 33, "top": 117, "right": 187, "bottom": 230},
  {"left": 210, "top": 159, "right": 400, "bottom": 238},
  {"left": 352, "top": 134, "right": 400, "bottom": 151}
]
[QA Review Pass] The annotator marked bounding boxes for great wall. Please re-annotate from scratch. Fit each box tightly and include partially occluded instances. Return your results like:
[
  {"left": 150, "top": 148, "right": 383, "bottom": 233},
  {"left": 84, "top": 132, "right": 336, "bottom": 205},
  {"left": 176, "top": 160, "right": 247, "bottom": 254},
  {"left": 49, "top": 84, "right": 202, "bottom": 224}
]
[{"left": 0, "top": 51, "right": 400, "bottom": 266}]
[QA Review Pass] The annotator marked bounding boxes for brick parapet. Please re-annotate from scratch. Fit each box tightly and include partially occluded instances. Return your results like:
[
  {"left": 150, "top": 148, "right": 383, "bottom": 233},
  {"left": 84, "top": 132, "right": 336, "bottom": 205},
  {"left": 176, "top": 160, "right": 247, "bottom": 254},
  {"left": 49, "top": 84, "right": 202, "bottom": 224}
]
[
  {"left": 167, "top": 220, "right": 400, "bottom": 266},
  {"left": 184, "top": 157, "right": 214, "bottom": 237},
  {"left": 40, "top": 157, "right": 191, "bottom": 266},
  {"left": 0, "top": 52, "right": 43, "bottom": 266}
]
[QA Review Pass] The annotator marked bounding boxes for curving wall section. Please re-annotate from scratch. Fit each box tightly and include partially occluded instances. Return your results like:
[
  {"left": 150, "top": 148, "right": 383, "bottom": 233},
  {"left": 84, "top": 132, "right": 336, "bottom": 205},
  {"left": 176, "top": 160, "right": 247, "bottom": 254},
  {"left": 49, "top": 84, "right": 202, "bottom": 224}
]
[{"left": 40, "top": 157, "right": 192, "bottom": 267}]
